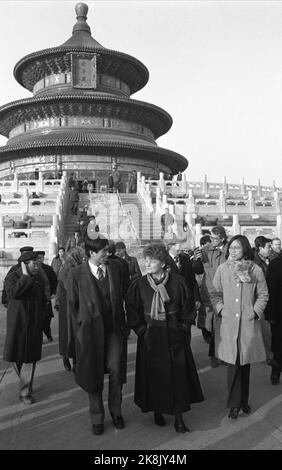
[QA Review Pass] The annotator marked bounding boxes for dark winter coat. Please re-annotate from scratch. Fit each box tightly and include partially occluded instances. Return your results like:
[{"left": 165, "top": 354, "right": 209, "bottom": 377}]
[
  {"left": 3, "top": 269, "right": 46, "bottom": 363},
  {"left": 167, "top": 253, "right": 200, "bottom": 313},
  {"left": 67, "top": 260, "right": 127, "bottom": 394},
  {"left": 265, "top": 256, "right": 282, "bottom": 357},
  {"left": 124, "top": 254, "right": 142, "bottom": 282},
  {"left": 55, "top": 261, "right": 76, "bottom": 359},
  {"left": 126, "top": 273, "right": 204, "bottom": 414}
]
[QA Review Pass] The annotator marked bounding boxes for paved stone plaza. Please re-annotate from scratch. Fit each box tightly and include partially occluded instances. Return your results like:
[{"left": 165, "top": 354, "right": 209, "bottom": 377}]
[{"left": 1, "top": 304, "right": 282, "bottom": 451}]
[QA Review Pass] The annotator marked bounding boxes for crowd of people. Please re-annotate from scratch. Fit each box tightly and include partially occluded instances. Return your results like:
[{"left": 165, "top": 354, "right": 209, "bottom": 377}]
[{"left": 2, "top": 216, "right": 282, "bottom": 437}]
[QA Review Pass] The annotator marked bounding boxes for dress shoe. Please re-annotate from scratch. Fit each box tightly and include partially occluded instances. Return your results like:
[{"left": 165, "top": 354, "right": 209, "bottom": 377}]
[
  {"left": 110, "top": 412, "right": 125, "bottom": 429},
  {"left": 241, "top": 404, "right": 251, "bottom": 415},
  {"left": 92, "top": 424, "right": 104, "bottom": 435},
  {"left": 63, "top": 357, "right": 71, "bottom": 372},
  {"left": 154, "top": 412, "right": 166, "bottom": 426},
  {"left": 228, "top": 407, "right": 239, "bottom": 419},
  {"left": 174, "top": 419, "right": 190, "bottom": 433},
  {"left": 20, "top": 394, "right": 34, "bottom": 405}
]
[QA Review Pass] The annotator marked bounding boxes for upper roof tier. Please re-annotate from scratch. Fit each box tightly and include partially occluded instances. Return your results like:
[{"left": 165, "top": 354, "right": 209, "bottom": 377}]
[{"left": 14, "top": 3, "right": 149, "bottom": 95}]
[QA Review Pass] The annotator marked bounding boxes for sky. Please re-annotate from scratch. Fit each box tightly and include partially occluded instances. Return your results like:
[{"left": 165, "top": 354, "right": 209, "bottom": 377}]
[{"left": 1, "top": 0, "right": 282, "bottom": 186}]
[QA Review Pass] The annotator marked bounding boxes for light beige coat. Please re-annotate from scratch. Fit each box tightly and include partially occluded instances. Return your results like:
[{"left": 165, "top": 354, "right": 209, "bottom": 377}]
[{"left": 211, "top": 261, "right": 268, "bottom": 365}]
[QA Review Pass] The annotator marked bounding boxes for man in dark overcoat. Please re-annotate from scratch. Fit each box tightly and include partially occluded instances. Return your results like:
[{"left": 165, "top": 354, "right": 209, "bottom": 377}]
[
  {"left": 3, "top": 251, "right": 46, "bottom": 404},
  {"left": 67, "top": 236, "right": 127, "bottom": 436},
  {"left": 265, "top": 255, "right": 282, "bottom": 384},
  {"left": 115, "top": 241, "right": 142, "bottom": 283},
  {"left": 167, "top": 242, "right": 203, "bottom": 339},
  {"left": 36, "top": 250, "right": 58, "bottom": 342}
]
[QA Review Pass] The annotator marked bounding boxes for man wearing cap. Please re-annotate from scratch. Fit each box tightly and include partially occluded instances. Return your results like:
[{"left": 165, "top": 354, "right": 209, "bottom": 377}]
[
  {"left": 1, "top": 246, "right": 34, "bottom": 307},
  {"left": 36, "top": 251, "right": 57, "bottom": 342},
  {"left": 3, "top": 251, "right": 46, "bottom": 404}
]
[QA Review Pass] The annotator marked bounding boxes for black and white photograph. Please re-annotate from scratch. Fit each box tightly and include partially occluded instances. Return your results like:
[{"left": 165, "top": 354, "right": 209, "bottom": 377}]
[{"left": 0, "top": 0, "right": 282, "bottom": 455}]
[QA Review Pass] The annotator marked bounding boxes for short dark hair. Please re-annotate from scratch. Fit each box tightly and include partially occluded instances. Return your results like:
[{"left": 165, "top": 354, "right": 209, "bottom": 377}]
[
  {"left": 226, "top": 235, "right": 254, "bottom": 260},
  {"left": 254, "top": 236, "right": 272, "bottom": 251},
  {"left": 143, "top": 243, "right": 169, "bottom": 265},
  {"left": 58, "top": 246, "right": 65, "bottom": 252},
  {"left": 107, "top": 240, "right": 116, "bottom": 255},
  {"left": 84, "top": 236, "right": 109, "bottom": 258},
  {"left": 211, "top": 226, "right": 227, "bottom": 240},
  {"left": 200, "top": 235, "right": 211, "bottom": 246},
  {"left": 115, "top": 241, "right": 126, "bottom": 250}
]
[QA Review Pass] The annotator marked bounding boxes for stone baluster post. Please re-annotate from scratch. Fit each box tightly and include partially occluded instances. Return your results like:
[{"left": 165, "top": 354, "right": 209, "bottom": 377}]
[
  {"left": 222, "top": 176, "right": 227, "bottom": 195},
  {"left": 276, "top": 215, "right": 282, "bottom": 239},
  {"left": 274, "top": 191, "right": 280, "bottom": 212},
  {"left": 241, "top": 177, "right": 246, "bottom": 196},
  {"left": 13, "top": 172, "right": 19, "bottom": 193},
  {"left": 248, "top": 190, "right": 255, "bottom": 213},
  {"left": 181, "top": 172, "right": 187, "bottom": 193},
  {"left": 38, "top": 172, "right": 44, "bottom": 193},
  {"left": 219, "top": 189, "right": 226, "bottom": 213},
  {"left": 159, "top": 172, "right": 165, "bottom": 193},
  {"left": 232, "top": 214, "right": 240, "bottom": 236},
  {"left": 195, "top": 223, "right": 202, "bottom": 247},
  {"left": 203, "top": 174, "right": 208, "bottom": 194},
  {"left": 257, "top": 178, "right": 261, "bottom": 198},
  {"left": 156, "top": 187, "right": 162, "bottom": 215},
  {"left": 0, "top": 215, "right": 5, "bottom": 249}
]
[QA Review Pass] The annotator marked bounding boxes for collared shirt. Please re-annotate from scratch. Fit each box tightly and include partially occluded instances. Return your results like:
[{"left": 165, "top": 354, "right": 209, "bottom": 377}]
[
  {"left": 88, "top": 261, "right": 106, "bottom": 279},
  {"left": 170, "top": 254, "right": 180, "bottom": 269}
]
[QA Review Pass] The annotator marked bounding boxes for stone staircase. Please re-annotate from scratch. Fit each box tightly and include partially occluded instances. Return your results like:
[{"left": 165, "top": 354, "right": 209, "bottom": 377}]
[
  {"left": 119, "top": 193, "right": 162, "bottom": 244},
  {"left": 60, "top": 192, "right": 90, "bottom": 247},
  {"left": 60, "top": 192, "right": 162, "bottom": 247}
]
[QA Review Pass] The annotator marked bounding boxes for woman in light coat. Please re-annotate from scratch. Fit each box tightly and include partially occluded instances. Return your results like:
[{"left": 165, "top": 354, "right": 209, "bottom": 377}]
[{"left": 211, "top": 235, "right": 268, "bottom": 419}]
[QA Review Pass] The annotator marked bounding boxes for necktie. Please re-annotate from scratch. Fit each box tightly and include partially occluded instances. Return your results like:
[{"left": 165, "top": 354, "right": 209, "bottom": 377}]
[
  {"left": 97, "top": 266, "right": 104, "bottom": 280},
  {"left": 174, "top": 256, "right": 180, "bottom": 269}
]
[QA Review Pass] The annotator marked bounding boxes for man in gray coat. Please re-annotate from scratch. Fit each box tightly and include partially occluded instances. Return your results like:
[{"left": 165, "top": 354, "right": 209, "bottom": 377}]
[{"left": 67, "top": 236, "right": 127, "bottom": 436}]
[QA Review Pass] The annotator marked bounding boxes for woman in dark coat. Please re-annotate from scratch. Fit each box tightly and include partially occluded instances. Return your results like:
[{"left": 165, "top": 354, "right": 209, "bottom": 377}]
[{"left": 126, "top": 243, "right": 204, "bottom": 433}]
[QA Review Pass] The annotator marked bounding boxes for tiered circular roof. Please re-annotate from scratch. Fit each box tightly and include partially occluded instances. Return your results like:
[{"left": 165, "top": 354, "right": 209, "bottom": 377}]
[{"left": 0, "top": 2, "right": 188, "bottom": 173}]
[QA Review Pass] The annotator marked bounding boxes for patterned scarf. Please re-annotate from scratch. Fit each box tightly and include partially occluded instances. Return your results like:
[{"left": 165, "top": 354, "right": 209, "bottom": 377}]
[
  {"left": 147, "top": 272, "right": 170, "bottom": 320},
  {"left": 227, "top": 258, "right": 253, "bottom": 283}
]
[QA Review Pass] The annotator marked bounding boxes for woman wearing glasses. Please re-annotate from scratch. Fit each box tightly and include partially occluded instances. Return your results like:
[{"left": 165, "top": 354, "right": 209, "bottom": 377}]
[{"left": 211, "top": 235, "right": 268, "bottom": 419}]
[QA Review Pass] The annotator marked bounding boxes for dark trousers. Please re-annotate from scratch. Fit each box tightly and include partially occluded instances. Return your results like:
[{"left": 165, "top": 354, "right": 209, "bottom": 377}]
[
  {"left": 208, "top": 331, "right": 215, "bottom": 357},
  {"left": 271, "top": 323, "right": 282, "bottom": 370},
  {"left": 43, "top": 304, "right": 53, "bottom": 339},
  {"left": 88, "top": 332, "right": 122, "bottom": 425},
  {"left": 227, "top": 353, "right": 250, "bottom": 408}
]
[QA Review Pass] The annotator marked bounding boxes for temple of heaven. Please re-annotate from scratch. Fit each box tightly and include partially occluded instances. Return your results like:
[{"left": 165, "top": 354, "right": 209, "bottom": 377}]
[{"left": 0, "top": 3, "right": 188, "bottom": 191}]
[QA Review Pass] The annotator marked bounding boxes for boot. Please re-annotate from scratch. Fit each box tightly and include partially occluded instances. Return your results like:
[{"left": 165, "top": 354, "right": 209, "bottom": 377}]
[{"left": 174, "top": 413, "right": 190, "bottom": 433}]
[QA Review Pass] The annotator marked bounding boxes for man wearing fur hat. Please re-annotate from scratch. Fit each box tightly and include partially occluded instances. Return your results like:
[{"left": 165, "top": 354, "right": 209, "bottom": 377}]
[{"left": 3, "top": 251, "right": 46, "bottom": 404}]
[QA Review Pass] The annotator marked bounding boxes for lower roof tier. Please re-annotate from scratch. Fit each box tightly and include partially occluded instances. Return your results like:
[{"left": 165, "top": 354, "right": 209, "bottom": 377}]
[{"left": 0, "top": 135, "right": 188, "bottom": 174}]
